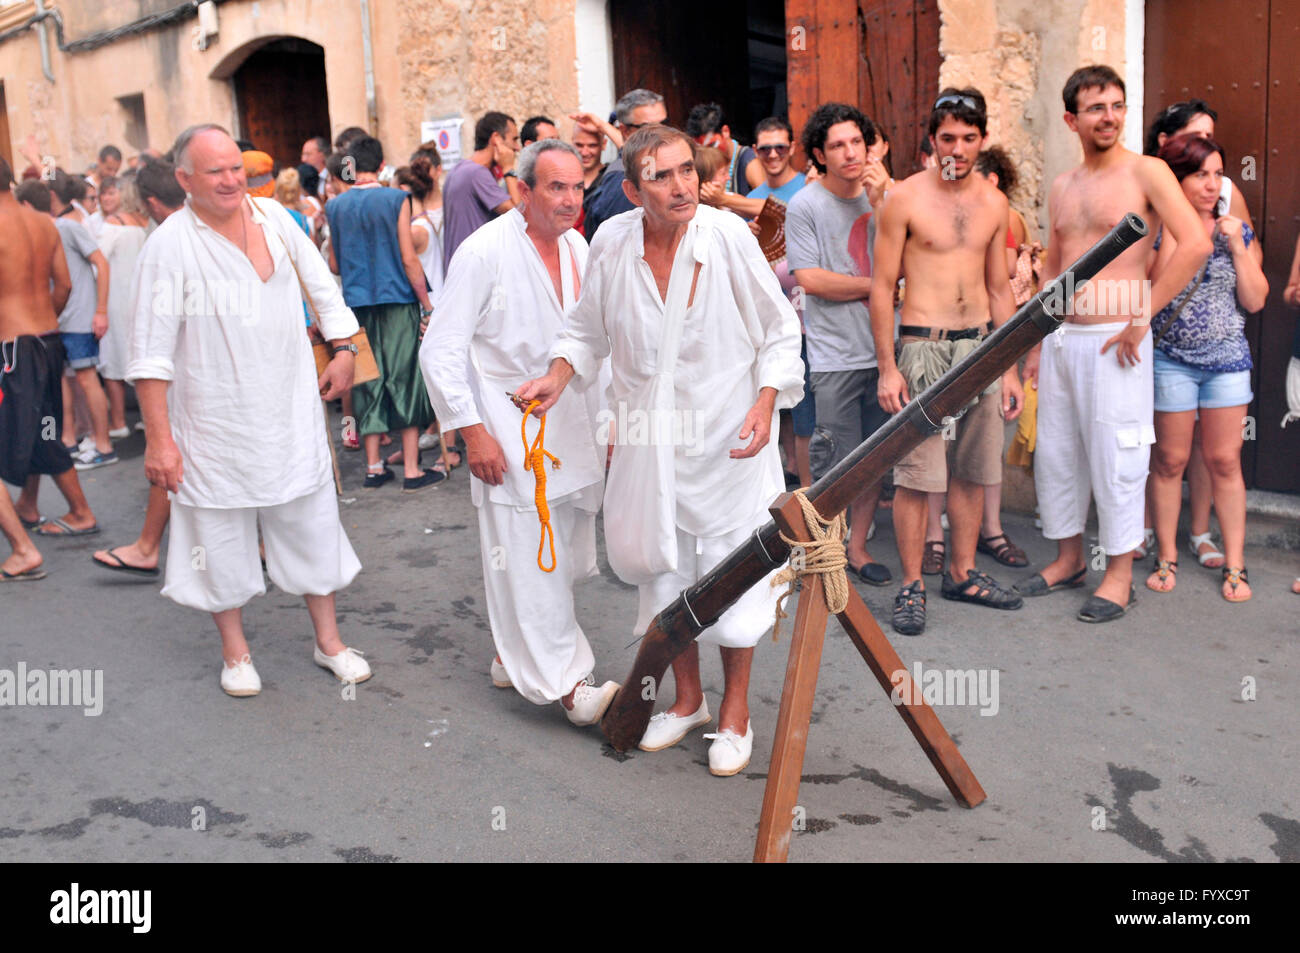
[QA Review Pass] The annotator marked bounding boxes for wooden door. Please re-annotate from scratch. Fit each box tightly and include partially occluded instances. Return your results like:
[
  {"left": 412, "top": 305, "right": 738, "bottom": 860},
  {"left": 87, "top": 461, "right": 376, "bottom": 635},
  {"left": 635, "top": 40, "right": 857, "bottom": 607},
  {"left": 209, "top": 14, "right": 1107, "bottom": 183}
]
[
  {"left": 1146, "top": 0, "right": 1300, "bottom": 492},
  {"left": 786, "top": 0, "right": 939, "bottom": 175},
  {"left": 233, "top": 39, "right": 332, "bottom": 173},
  {"left": 608, "top": 0, "right": 753, "bottom": 137}
]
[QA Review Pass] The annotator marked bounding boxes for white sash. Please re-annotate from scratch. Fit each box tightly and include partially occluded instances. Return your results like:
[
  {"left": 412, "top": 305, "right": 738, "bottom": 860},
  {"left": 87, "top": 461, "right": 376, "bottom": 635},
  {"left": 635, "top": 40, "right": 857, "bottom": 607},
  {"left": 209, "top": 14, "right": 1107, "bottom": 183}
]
[{"left": 603, "top": 222, "right": 703, "bottom": 584}]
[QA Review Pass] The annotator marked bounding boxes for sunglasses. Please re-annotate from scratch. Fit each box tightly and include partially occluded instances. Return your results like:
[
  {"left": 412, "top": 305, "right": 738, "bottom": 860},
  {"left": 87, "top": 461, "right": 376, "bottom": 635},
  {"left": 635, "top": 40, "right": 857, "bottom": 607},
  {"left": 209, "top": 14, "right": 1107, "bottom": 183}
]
[
  {"left": 755, "top": 144, "right": 790, "bottom": 156},
  {"left": 934, "top": 94, "right": 981, "bottom": 112}
]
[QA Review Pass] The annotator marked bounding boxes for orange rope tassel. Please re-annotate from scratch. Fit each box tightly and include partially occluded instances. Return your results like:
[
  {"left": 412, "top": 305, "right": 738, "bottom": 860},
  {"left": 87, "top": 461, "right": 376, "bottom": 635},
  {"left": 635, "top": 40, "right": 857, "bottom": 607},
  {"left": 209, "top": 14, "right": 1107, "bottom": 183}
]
[{"left": 521, "top": 400, "right": 561, "bottom": 572}]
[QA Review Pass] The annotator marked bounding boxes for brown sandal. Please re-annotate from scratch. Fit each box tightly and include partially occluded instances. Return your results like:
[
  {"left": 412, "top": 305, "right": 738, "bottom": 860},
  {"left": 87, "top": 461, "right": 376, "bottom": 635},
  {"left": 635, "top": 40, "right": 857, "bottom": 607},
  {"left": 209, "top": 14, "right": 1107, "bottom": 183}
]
[
  {"left": 977, "top": 532, "right": 1029, "bottom": 568},
  {"left": 1145, "top": 558, "right": 1177, "bottom": 593},
  {"left": 1222, "top": 566, "right": 1251, "bottom": 603},
  {"left": 922, "top": 540, "right": 946, "bottom": 576}
]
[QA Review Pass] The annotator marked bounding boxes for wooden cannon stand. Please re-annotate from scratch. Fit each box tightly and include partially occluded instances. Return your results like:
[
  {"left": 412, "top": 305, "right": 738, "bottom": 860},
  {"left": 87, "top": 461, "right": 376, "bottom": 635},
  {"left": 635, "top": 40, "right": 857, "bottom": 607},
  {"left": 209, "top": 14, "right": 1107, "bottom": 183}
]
[{"left": 754, "top": 490, "right": 987, "bottom": 863}]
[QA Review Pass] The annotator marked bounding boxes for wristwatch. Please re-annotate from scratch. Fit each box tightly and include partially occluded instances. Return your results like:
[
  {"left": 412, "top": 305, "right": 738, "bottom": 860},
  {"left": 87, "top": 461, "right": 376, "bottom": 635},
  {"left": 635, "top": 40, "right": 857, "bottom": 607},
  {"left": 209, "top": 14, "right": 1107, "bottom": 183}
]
[
  {"left": 502, "top": 170, "right": 517, "bottom": 179},
  {"left": 333, "top": 343, "right": 358, "bottom": 356}
]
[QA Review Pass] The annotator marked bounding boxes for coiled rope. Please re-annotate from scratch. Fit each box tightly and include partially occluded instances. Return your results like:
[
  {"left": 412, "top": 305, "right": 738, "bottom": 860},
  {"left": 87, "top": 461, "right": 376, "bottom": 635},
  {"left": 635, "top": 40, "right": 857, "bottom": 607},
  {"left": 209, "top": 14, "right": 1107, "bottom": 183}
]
[{"left": 769, "top": 490, "right": 850, "bottom": 641}]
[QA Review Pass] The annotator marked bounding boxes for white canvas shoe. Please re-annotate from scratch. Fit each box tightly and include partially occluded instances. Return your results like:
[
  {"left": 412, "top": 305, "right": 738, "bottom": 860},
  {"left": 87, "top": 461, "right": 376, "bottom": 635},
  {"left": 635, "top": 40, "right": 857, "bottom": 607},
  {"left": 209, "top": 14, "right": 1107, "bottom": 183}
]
[
  {"left": 313, "top": 645, "right": 372, "bottom": 684},
  {"left": 564, "top": 679, "right": 620, "bottom": 726},
  {"left": 490, "top": 656, "right": 512, "bottom": 689},
  {"left": 108, "top": 426, "right": 131, "bottom": 439},
  {"left": 221, "top": 653, "right": 261, "bottom": 697},
  {"left": 704, "top": 720, "right": 753, "bottom": 776},
  {"left": 638, "top": 700, "right": 711, "bottom": 752}
]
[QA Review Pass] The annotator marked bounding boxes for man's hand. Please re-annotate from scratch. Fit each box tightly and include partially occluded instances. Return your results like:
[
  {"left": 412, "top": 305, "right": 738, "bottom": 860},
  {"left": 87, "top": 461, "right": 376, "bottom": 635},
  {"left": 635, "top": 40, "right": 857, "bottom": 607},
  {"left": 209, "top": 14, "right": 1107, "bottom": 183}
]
[
  {"left": 92, "top": 310, "right": 108, "bottom": 340},
  {"left": 515, "top": 366, "right": 571, "bottom": 416},
  {"left": 1285, "top": 281, "right": 1300, "bottom": 308},
  {"left": 731, "top": 390, "right": 777, "bottom": 458},
  {"left": 145, "top": 435, "right": 184, "bottom": 493},
  {"left": 877, "top": 366, "right": 911, "bottom": 415},
  {"left": 1022, "top": 346, "right": 1041, "bottom": 387},
  {"left": 568, "top": 111, "right": 622, "bottom": 148},
  {"left": 862, "top": 159, "right": 891, "bottom": 207},
  {"left": 462, "top": 425, "right": 507, "bottom": 486},
  {"left": 1001, "top": 368, "right": 1023, "bottom": 422},
  {"left": 1100, "top": 322, "right": 1147, "bottom": 367},
  {"left": 318, "top": 350, "right": 355, "bottom": 400}
]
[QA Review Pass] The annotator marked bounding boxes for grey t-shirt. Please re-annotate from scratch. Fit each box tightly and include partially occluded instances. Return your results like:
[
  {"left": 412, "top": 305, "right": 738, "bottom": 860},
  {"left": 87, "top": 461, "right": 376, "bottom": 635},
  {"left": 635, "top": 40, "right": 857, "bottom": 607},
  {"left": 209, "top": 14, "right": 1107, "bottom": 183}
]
[
  {"left": 54, "top": 217, "right": 99, "bottom": 334},
  {"left": 442, "top": 160, "right": 509, "bottom": 272},
  {"left": 784, "top": 183, "right": 876, "bottom": 371}
]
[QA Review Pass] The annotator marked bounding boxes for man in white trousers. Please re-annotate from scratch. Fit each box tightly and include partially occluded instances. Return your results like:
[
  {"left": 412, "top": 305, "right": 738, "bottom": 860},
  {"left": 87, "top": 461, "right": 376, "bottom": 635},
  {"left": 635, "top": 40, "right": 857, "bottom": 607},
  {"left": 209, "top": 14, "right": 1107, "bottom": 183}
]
[
  {"left": 127, "top": 124, "right": 371, "bottom": 696},
  {"left": 520, "top": 125, "right": 804, "bottom": 775},
  {"left": 420, "top": 139, "right": 618, "bottom": 726}
]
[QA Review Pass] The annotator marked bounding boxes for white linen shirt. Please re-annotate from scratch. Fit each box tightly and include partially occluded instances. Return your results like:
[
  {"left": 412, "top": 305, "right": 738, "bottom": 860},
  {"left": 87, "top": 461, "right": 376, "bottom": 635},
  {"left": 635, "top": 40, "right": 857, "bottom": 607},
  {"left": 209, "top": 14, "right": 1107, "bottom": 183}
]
[
  {"left": 550, "top": 203, "right": 804, "bottom": 538},
  {"left": 421, "top": 207, "right": 604, "bottom": 510},
  {"left": 126, "top": 197, "right": 359, "bottom": 509}
]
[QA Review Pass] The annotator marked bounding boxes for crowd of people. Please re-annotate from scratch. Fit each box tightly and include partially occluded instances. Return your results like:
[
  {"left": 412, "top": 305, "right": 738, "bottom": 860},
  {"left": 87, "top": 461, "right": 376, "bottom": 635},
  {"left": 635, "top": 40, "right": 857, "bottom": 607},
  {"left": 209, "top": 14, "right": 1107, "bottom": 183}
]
[{"left": 2, "top": 62, "right": 1298, "bottom": 776}]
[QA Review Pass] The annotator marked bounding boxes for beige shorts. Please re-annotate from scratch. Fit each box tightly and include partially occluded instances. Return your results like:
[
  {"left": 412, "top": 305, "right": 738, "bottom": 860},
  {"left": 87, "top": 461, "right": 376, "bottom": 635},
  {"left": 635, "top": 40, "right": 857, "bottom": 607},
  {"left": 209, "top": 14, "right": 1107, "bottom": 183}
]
[{"left": 893, "top": 337, "right": 1004, "bottom": 493}]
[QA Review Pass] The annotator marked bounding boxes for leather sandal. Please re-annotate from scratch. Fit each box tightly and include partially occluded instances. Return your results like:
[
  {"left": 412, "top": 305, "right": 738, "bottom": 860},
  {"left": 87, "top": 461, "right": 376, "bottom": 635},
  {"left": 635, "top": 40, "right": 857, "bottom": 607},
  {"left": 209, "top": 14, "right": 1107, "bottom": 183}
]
[
  {"left": 1188, "top": 531, "right": 1225, "bottom": 568},
  {"left": 1078, "top": 585, "right": 1137, "bottom": 623},
  {"left": 976, "top": 532, "right": 1028, "bottom": 567},
  {"left": 891, "top": 581, "right": 927, "bottom": 636},
  {"left": 1145, "top": 558, "right": 1177, "bottom": 593},
  {"left": 1222, "top": 566, "right": 1251, "bottom": 603},
  {"left": 921, "top": 540, "right": 946, "bottom": 576},
  {"left": 941, "top": 569, "right": 1023, "bottom": 609}
]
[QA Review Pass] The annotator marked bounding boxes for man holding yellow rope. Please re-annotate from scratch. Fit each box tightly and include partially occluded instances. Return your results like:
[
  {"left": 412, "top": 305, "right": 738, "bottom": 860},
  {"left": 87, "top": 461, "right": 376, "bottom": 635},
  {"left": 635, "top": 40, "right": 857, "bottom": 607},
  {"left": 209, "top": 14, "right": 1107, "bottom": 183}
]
[
  {"left": 419, "top": 139, "right": 618, "bottom": 726},
  {"left": 520, "top": 125, "right": 804, "bottom": 776}
]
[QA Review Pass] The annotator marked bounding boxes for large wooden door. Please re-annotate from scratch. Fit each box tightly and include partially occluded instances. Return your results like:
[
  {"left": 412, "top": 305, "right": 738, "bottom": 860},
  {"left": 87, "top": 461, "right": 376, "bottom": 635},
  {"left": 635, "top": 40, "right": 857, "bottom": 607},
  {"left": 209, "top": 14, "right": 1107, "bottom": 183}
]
[
  {"left": 786, "top": 0, "right": 939, "bottom": 175},
  {"left": 233, "top": 39, "right": 331, "bottom": 173},
  {"left": 1146, "top": 0, "right": 1300, "bottom": 493},
  {"left": 609, "top": 0, "right": 769, "bottom": 139}
]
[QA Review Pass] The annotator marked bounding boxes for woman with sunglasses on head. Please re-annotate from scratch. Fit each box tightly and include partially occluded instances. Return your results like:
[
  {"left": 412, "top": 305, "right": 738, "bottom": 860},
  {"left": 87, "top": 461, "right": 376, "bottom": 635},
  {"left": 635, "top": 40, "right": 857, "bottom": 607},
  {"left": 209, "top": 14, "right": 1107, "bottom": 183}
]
[
  {"left": 1143, "top": 100, "right": 1261, "bottom": 569},
  {"left": 1145, "top": 134, "right": 1268, "bottom": 603}
]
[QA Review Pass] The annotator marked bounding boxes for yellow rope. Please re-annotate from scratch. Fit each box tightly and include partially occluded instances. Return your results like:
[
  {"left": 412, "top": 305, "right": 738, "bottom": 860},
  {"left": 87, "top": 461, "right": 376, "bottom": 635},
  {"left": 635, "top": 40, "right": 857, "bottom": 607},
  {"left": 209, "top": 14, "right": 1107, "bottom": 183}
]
[
  {"left": 769, "top": 490, "right": 849, "bottom": 641},
  {"left": 521, "top": 400, "right": 561, "bottom": 572}
]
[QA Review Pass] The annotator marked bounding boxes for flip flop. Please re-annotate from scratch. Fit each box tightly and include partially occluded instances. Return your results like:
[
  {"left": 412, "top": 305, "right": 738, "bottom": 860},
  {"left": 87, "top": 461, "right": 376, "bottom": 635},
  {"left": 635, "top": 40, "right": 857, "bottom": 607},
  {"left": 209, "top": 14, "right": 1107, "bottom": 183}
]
[
  {"left": 19, "top": 515, "right": 46, "bottom": 530},
  {"left": 1, "top": 566, "right": 47, "bottom": 582},
  {"left": 92, "top": 548, "right": 161, "bottom": 578},
  {"left": 34, "top": 518, "right": 101, "bottom": 538}
]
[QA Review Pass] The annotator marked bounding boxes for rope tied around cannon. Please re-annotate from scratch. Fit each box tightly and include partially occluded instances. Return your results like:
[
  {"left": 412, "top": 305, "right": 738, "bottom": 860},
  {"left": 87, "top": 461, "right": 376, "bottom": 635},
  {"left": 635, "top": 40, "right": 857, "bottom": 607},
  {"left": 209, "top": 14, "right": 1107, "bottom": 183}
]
[{"left": 769, "top": 490, "right": 850, "bottom": 641}]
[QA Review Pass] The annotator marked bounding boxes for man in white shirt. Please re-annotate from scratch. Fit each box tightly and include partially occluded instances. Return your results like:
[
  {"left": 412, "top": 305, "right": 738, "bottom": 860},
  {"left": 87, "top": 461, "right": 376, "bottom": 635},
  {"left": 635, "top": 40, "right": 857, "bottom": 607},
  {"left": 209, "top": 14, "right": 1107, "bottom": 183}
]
[
  {"left": 127, "top": 124, "right": 372, "bottom": 697},
  {"left": 420, "top": 140, "right": 618, "bottom": 725},
  {"left": 520, "top": 125, "right": 804, "bottom": 776}
]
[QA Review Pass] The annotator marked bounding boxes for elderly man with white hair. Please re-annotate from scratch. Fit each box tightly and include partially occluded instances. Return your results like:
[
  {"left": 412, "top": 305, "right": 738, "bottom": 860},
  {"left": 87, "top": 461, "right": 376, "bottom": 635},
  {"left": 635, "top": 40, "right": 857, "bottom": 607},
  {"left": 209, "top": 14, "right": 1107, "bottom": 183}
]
[
  {"left": 520, "top": 124, "right": 804, "bottom": 775},
  {"left": 420, "top": 139, "right": 618, "bottom": 725},
  {"left": 127, "top": 123, "right": 371, "bottom": 696}
]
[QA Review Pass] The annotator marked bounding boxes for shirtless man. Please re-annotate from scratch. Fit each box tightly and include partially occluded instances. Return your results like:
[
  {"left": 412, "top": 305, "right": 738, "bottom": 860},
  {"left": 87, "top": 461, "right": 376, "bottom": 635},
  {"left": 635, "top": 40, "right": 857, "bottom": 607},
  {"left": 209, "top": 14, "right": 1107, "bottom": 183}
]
[
  {"left": 871, "top": 88, "right": 1025, "bottom": 636},
  {"left": 0, "top": 157, "right": 100, "bottom": 569},
  {"left": 1015, "top": 65, "right": 1211, "bottom": 622}
]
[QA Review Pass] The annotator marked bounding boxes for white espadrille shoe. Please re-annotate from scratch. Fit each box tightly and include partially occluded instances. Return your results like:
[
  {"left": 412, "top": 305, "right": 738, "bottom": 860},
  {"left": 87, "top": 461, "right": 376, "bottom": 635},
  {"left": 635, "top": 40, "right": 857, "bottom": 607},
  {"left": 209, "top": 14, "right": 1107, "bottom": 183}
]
[
  {"left": 490, "top": 656, "right": 512, "bottom": 689},
  {"left": 704, "top": 720, "right": 753, "bottom": 776},
  {"left": 221, "top": 653, "right": 261, "bottom": 697},
  {"left": 638, "top": 700, "right": 711, "bottom": 752},
  {"left": 564, "top": 679, "right": 620, "bottom": 726},
  {"left": 313, "top": 645, "right": 372, "bottom": 684}
]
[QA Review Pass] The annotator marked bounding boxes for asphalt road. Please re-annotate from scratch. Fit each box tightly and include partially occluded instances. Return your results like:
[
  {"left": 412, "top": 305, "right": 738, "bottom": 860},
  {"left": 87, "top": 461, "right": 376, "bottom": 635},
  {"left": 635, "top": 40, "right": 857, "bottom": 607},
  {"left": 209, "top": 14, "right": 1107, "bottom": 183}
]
[{"left": 2, "top": 426, "right": 1297, "bottom": 863}]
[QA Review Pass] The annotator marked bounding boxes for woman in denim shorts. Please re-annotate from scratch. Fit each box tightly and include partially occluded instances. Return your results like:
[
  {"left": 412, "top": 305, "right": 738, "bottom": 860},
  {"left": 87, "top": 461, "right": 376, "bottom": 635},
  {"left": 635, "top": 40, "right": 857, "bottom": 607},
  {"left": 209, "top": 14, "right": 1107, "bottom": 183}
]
[{"left": 1146, "top": 134, "right": 1269, "bottom": 602}]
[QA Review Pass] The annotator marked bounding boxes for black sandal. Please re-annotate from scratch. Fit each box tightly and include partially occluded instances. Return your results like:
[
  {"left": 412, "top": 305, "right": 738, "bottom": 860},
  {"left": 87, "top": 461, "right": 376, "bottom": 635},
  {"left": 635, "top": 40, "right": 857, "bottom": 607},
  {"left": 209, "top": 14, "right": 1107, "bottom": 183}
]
[
  {"left": 942, "top": 569, "right": 1023, "bottom": 609},
  {"left": 892, "top": 581, "right": 927, "bottom": 636}
]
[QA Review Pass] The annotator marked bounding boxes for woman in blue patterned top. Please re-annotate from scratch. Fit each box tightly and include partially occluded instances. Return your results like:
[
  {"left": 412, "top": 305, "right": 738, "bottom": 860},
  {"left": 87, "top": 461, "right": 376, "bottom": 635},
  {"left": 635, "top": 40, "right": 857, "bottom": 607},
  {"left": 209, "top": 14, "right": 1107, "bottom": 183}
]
[{"left": 1146, "top": 134, "right": 1269, "bottom": 602}]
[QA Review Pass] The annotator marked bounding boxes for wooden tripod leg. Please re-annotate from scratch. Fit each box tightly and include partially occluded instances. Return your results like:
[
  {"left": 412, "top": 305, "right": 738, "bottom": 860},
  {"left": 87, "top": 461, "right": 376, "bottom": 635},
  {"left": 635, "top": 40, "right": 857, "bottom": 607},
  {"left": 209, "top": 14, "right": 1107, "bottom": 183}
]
[
  {"left": 754, "top": 498, "right": 831, "bottom": 863},
  {"left": 836, "top": 593, "right": 987, "bottom": 808}
]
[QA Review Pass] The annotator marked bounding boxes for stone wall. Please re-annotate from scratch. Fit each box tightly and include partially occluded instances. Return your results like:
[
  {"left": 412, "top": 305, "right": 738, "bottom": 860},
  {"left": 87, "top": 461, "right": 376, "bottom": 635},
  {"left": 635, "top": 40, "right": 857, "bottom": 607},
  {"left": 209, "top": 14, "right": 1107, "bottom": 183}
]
[{"left": 937, "top": 0, "right": 1132, "bottom": 238}]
